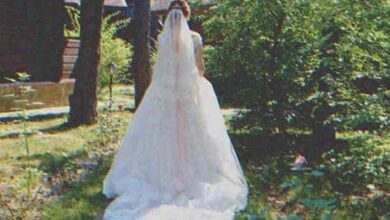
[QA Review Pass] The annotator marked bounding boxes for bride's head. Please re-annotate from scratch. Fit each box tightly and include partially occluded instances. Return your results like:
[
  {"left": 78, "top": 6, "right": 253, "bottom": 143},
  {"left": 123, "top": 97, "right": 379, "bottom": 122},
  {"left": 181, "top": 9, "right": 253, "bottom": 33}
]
[{"left": 168, "top": 0, "right": 191, "bottom": 21}]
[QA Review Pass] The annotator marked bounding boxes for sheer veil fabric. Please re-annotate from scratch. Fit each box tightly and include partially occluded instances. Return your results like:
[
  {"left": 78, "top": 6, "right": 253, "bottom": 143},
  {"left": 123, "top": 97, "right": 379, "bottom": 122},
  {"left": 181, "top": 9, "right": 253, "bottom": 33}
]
[{"left": 102, "top": 9, "right": 249, "bottom": 220}]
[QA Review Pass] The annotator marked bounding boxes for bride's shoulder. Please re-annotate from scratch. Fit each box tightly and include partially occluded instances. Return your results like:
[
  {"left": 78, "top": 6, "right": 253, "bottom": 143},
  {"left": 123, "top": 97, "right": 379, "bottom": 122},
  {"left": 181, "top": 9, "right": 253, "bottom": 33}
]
[
  {"left": 190, "top": 30, "right": 201, "bottom": 37},
  {"left": 190, "top": 31, "right": 203, "bottom": 46},
  {"left": 190, "top": 31, "right": 202, "bottom": 39}
]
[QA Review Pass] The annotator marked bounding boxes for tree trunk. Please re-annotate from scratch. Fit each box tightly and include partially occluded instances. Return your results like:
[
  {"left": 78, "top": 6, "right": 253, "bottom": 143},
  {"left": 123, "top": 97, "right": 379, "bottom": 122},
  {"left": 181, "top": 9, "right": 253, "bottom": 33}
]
[
  {"left": 123, "top": 0, "right": 135, "bottom": 85},
  {"left": 310, "top": 100, "right": 336, "bottom": 160},
  {"left": 150, "top": 13, "right": 162, "bottom": 50},
  {"left": 68, "top": 0, "right": 104, "bottom": 127},
  {"left": 131, "top": 0, "right": 152, "bottom": 108}
]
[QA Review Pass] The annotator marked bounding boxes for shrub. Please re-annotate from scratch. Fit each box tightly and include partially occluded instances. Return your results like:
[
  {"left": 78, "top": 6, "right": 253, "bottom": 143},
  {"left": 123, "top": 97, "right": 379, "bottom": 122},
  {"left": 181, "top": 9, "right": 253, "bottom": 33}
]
[
  {"left": 321, "top": 134, "right": 389, "bottom": 194},
  {"left": 99, "top": 13, "right": 133, "bottom": 91},
  {"left": 64, "top": 5, "right": 80, "bottom": 38},
  {"left": 201, "top": 0, "right": 390, "bottom": 139},
  {"left": 64, "top": 8, "right": 133, "bottom": 91}
]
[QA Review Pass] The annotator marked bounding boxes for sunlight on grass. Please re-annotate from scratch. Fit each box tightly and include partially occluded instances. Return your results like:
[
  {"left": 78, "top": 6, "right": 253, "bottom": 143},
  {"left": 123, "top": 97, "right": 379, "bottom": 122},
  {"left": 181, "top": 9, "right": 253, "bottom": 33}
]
[
  {"left": 43, "top": 158, "right": 113, "bottom": 220},
  {"left": 1, "top": 106, "right": 388, "bottom": 219},
  {"left": 0, "top": 111, "right": 133, "bottom": 210}
]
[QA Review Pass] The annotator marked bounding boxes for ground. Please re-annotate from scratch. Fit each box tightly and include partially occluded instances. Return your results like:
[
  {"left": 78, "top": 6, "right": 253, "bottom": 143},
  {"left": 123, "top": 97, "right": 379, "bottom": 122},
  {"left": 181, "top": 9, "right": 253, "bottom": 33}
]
[{"left": 0, "top": 85, "right": 388, "bottom": 220}]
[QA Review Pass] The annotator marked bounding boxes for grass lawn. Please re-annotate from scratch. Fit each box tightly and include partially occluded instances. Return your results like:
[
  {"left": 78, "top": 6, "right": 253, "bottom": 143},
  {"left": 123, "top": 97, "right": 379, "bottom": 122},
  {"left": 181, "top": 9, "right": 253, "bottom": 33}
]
[
  {"left": 0, "top": 84, "right": 388, "bottom": 219},
  {"left": 42, "top": 154, "right": 114, "bottom": 220},
  {"left": 0, "top": 84, "right": 134, "bottom": 185},
  {"left": 0, "top": 84, "right": 134, "bottom": 219},
  {"left": 0, "top": 111, "right": 133, "bottom": 219}
]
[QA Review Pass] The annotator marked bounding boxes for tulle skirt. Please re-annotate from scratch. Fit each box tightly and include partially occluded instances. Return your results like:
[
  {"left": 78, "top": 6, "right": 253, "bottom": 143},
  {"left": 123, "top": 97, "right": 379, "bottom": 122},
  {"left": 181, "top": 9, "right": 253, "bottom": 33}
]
[{"left": 103, "top": 77, "right": 249, "bottom": 220}]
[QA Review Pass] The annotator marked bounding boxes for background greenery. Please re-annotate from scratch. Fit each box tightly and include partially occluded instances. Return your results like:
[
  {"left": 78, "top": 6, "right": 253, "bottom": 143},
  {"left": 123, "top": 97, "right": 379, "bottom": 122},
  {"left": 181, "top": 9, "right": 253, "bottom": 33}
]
[
  {"left": 202, "top": 0, "right": 389, "bottom": 136},
  {"left": 196, "top": 0, "right": 389, "bottom": 218},
  {"left": 64, "top": 7, "right": 133, "bottom": 91}
]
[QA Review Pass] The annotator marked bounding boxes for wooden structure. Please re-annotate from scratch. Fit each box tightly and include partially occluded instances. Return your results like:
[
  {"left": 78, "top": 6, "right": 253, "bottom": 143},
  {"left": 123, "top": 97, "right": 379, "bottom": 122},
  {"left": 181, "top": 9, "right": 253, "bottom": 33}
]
[
  {"left": 0, "top": 0, "right": 212, "bottom": 84},
  {"left": 63, "top": 38, "right": 80, "bottom": 79},
  {"left": 64, "top": 0, "right": 130, "bottom": 79},
  {"left": 0, "top": 0, "right": 128, "bottom": 112},
  {"left": 0, "top": 2, "right": 32, "bottom": 77},
  {"left": 0, "top": 0, "right": 65, "bottom": 83},
  {"left": 0, "top": 0, "right": 214, "bottom": 112},
  {"left": 0, "top": 0, "right": 129, "bottom": 84}
]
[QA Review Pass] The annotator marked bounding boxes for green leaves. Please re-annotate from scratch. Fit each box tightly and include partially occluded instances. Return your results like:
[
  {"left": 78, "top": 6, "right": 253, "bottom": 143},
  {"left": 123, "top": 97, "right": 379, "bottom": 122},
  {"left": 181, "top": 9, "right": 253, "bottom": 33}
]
[
  {"left": 98, "top": 13, "right": 132, "bottom": 90},
  {"left": 64, "top": 5, "right": 81, "bottom": 38},
  {"left": 300, "top": 198, "right": 336, "bottom": 209},
  {"left": 201, "top": 0, "right": 390, "bottom": 134}
]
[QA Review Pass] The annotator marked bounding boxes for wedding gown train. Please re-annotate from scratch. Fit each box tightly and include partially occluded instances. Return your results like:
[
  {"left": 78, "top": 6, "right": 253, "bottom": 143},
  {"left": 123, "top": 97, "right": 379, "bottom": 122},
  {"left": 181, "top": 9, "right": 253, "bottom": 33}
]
[{"left": 102, "top": 9, "right": 249, "bottom": 220}]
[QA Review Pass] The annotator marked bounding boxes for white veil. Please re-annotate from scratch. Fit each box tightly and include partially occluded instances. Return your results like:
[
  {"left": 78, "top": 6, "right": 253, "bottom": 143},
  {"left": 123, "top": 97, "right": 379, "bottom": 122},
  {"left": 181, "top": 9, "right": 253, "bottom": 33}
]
[{"left": 147, "top": 8, "right": 200, "bottom": 103}]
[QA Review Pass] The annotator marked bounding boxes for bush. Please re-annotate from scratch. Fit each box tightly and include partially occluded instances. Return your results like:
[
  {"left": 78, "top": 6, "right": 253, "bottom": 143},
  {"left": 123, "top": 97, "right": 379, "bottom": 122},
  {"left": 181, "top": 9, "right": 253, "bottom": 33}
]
[
  {"left": 233, "top": 129, "right": 389, "bottom": 219},
  {"left": 64, "top": 8, "right": 133, "bottom": 91},
  {"left": 98, "top": 13, "right": 132, "bottom": 91},
  {"left": 64, "top": 5, "right": 80, "bottom": 38},
  {"left": 321, "top": 134, "right": 389, "bottom": 194},
  {"left": 201, "top": 0, "right": 390, "bottom": 137}
]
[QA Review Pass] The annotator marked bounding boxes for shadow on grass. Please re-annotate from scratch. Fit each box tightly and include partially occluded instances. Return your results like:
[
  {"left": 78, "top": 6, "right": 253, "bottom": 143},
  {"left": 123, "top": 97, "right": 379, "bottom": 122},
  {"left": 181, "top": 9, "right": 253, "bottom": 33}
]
[
  {"left": 0, "top": 112, "right": 68, "bottom": 123},
  {"left": 0, "top": 122, "right": 72, "bottom": 139},
  {"left": 229, "top": 131, "right": 314, "bottom": 164},
  {"left": 42, "top": 156, "right": 113, "bottom": 220},
  {"left": 28, "top": 149, "right": 88, "bottom": 174},
  {"left": 39, "top": 127, "right": 389, "bottom": 219}
]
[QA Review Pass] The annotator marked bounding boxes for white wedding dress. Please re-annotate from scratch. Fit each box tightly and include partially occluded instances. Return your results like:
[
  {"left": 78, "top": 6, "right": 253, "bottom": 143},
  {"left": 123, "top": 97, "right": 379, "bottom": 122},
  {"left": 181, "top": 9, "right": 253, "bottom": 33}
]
[{"left": 103, "top": 9, "right": 249, "bottom": 220}]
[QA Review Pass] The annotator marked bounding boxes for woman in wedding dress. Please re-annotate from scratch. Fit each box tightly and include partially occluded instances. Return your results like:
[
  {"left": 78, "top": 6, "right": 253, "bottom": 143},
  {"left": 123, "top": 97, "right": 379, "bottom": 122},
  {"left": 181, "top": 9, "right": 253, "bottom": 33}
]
[{"left": 102, "top": 1, "right": 249, "bottom": 219}]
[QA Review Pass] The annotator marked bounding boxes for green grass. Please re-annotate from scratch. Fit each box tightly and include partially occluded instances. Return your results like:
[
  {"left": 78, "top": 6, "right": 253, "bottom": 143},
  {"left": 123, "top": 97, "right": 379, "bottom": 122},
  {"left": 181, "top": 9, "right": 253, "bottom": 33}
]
[
  {"left": 0, "top": 84, "right": 134, "bottom": 219},
  {"left": 41, "top": 127, "right": 389, "bottom": 219},
  {"left": 42, "top": 157, "right": 113, "bottom": 220},
  {"left": 0, "top": 83, "right": 134, "bottom": 180},
  {"left": 0, "top": 111, "right": 133, "bottom": 218},
  {"left": 0, "top": 117, "right": 82, "bottom": 185},
  {"left": 98, "top": 84, "right": 135, "bottom": 110},
  {"left": 1, "top": 100, "right": 389, "bottom": 219}
]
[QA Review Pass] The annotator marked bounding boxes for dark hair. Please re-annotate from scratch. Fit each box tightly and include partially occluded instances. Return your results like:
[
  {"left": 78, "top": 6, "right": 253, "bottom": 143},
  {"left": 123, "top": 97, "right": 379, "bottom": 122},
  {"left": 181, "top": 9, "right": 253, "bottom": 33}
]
[{"left": 168, "top": 0, "right": 190, "bottom": 18}]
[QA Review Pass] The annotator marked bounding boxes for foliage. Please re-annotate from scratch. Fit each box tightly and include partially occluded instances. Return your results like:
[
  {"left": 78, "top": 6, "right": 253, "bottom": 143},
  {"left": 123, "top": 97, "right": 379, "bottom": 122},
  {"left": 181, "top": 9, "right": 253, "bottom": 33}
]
[
  {"left": 64, "top": 8, "right": 133, "bottom": 91},
  {"left": 233, "top": 132, "right": 389, "bottom": 219},
  {"left": 94, "top": 112, "right": 122, "bottom": 146},
  {"left": 340, "top": 91, "right": 390, "bottom": 131},
  {"left": 321, "top": 134, "right": 389, "bottom": 194},
  {"left": 64, "top": 5, "right": 81, "bottom": 38},
  {"left": 99, "top": 13, "right": 133, "bottom": 91},
  {"left": 201, "top": 0, "right": 390, "bottom": 136},
  {"left": 198, "top": 3, "right": 390, "bottom": 218}
]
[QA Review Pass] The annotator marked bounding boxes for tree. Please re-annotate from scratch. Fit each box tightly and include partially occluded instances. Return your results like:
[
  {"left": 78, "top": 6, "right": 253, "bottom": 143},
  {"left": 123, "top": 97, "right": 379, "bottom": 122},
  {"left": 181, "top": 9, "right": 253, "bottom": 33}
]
[
  {"left": 131, "top": 0, "right": 152, "bottom": 108},
  {"left": 202, "top": 0, "right": 390, "bottom": 159},
  {"left": 68, "top": 0, "right": 104, "bottom": 127}
]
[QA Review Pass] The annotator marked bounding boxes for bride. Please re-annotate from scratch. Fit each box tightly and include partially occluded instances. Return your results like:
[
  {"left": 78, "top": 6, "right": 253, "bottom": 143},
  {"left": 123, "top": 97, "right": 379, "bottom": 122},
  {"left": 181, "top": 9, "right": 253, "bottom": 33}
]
[{"left": 102, "top": 1, "right": 249, "bottom": 219}]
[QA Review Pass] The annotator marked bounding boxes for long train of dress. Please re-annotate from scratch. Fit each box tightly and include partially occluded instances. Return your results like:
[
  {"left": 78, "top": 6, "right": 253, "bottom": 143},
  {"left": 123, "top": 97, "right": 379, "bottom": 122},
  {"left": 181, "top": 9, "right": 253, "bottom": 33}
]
[{"left": 102, "top": 76, "right": 249, "bottom": 220}]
